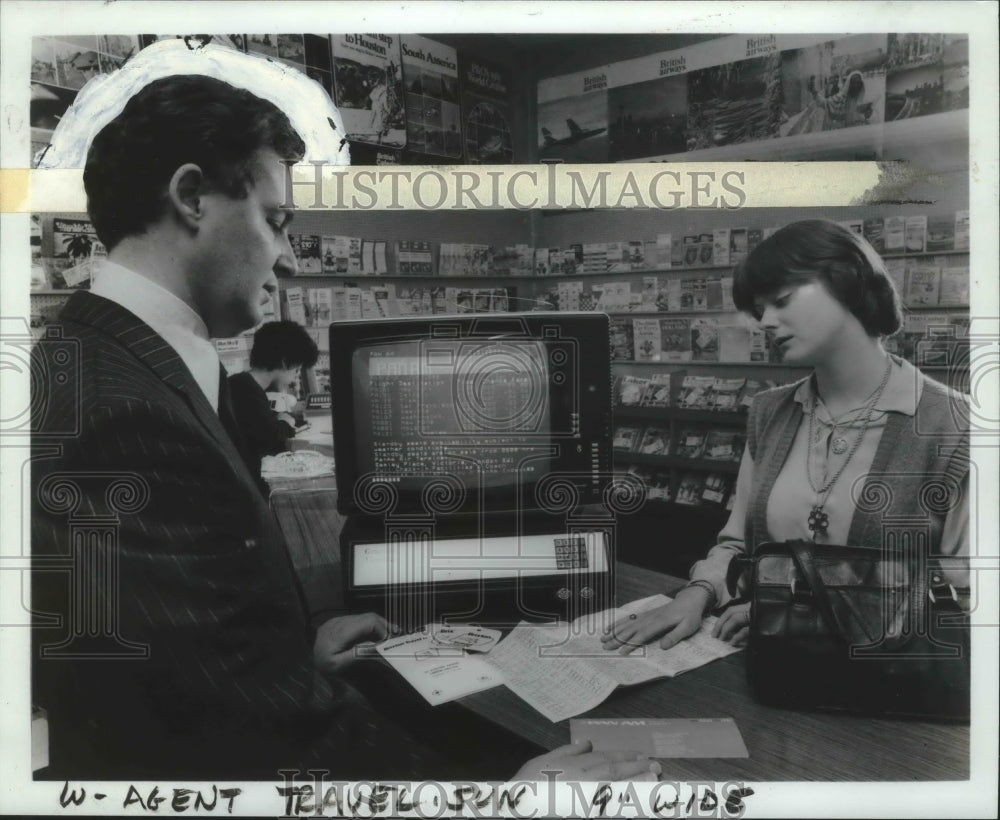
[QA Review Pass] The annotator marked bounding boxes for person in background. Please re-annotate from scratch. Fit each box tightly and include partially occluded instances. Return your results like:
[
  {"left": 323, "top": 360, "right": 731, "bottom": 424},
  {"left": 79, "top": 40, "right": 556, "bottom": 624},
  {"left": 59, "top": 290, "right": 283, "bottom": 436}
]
[
  {"left": 229, "top": 319, "right": 318, "bottom": 484},
  {"left": 602, "top": 219, "right": 969, "bottom": 653},
  {"left": 32, "top": 71, "right": 654, "bottom": 783}
]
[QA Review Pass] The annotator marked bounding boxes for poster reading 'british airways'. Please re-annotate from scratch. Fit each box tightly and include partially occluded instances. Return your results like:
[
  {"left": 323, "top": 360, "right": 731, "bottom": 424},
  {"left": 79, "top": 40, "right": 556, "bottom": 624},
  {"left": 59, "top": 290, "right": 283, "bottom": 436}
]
[{"left": 537, "top": 68, "right": 610, "bottom": 162}]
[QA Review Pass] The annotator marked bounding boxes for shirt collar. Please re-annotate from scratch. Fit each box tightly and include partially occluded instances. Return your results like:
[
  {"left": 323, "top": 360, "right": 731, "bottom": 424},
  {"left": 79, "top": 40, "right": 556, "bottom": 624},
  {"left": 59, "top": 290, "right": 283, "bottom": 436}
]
[
  {"left": 793, "top": 355, "right": 921, "bottom": 417},
  {"left": 91, "top": 260, "right": 220, "bottom": 411}
]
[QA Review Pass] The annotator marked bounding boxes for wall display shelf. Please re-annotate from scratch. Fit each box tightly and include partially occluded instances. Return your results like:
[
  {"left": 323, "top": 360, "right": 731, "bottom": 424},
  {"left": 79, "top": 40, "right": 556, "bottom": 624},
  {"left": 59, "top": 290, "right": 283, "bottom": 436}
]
[
  {"left": 534, "top": 265, "right": 734, "bottom": 279},
  {"left": 622, "top": 408, "right": 746, "bottom": 425},
  {"left": 525, "top": 253, "right": 969, "bottom": 282},
  {"left": 612, "top": 396, "right": 748, "bottom": 524},
  {"left": 617, "top": 452, "right": 741, "bottom": 476},
  {"left": 607, "top": 310, "right": 741, "bottom": 318},
  {"left": 882, "top": 250, "right": 970, "bottom": 259},
  {"left": 638, "top": 111, "right": 968, "bottom": 169},
  {"left": 618, "top": 359, "right": 784, "bottom": 368},
  {"left": 284, "top": 273, "right": 540, "bottom": 281}
]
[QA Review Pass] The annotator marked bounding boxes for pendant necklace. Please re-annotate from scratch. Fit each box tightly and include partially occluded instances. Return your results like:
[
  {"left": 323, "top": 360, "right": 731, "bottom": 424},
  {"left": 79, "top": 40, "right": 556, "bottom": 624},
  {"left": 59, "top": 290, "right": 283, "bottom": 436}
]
[
  {"left": 820, "top": 374, "right": 891, "bottom": 456},
  {"left": 806, "top": 356, "right": 893, "bottom": 538}
]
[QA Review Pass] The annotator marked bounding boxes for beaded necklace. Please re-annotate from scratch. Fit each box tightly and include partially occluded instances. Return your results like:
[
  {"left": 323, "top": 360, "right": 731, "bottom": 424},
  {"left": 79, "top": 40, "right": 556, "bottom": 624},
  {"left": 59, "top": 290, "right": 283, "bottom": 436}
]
[{"left": 805, "top": 356, "right": 893, "bottom": 537}]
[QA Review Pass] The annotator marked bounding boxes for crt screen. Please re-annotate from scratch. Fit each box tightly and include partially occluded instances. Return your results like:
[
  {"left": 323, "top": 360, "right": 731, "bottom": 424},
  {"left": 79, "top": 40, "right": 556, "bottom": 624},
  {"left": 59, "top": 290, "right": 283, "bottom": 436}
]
[{"left": 352, "top": 339, "right": 554, "bottom": 491}]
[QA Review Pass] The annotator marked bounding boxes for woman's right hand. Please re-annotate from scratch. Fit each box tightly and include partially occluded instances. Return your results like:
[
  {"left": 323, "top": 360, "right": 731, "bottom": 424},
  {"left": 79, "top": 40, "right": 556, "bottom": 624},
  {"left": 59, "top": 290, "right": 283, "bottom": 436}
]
[{"left": 600, "top": 587, "right": 710, "bottom": 655}]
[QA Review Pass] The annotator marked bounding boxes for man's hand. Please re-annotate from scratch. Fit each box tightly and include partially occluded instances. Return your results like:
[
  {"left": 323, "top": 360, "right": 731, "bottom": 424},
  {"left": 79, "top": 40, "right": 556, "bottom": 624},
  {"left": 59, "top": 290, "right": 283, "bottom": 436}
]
[
  {"left": 514, "top": 740, "right": 661, "bottom": 782},
  {"left": 313, "top": 613, "right": 395, "bottom": 677},
  {"left": 600, "top": 587, "right": 709, "bottom": 655}
]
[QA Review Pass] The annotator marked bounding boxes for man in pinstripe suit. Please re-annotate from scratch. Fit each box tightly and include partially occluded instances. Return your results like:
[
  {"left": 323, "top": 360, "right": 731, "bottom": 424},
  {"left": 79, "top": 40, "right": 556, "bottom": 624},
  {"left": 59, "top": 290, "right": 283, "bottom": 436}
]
[{"left": 31, "top": 74, "right": 652, "bottom": 783}]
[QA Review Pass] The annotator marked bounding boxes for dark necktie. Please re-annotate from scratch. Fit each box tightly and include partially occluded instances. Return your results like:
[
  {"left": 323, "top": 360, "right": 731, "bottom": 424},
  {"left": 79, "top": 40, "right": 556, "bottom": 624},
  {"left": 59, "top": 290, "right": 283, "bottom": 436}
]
[
  {"left": 218, "top": 366, "right": 272, "bottom": 498},
  {"left": 217, "top": 365, "right": 259, "bottom": 468},
  {"left": 217, "top": 365, "right": 242, "bottom": 444}
]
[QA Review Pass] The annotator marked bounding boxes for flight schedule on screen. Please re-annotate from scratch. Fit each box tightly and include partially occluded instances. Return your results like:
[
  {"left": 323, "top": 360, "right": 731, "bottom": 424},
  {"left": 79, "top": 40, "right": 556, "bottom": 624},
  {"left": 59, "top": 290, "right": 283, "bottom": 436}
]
[
  {"left": 357, "top": 342, "right": 556, "bottom": 485},
  {"left": 330, "top": 312, "right": 613, "bottom": 517}
]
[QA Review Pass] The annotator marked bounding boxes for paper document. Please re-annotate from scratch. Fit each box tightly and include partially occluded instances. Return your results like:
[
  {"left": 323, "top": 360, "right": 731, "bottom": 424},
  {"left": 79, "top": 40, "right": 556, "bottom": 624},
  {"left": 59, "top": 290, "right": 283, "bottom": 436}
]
[
  {"left": 486, "top": 595, "right": 741, "bottom": 723},
  {"left": 376, "top": 629, "right": 504, "bottom": 706},
  {"left": 260, "top": 450, "right": 334, "bottom": 479},
  {"left": 293, "top": 414, "right": 333, "bottom": 446}
]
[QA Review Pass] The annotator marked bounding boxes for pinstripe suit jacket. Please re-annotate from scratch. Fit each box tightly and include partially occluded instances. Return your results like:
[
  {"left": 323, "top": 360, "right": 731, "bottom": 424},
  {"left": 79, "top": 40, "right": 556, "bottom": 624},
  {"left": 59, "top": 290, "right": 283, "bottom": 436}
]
[{"left": 31, "top": 291, "right": 377, "bottom": 779}]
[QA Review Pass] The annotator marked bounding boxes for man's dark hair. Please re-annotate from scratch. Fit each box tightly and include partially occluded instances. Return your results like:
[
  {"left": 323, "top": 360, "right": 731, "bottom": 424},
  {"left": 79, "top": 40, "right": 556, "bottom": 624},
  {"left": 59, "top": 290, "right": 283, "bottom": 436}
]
[
  {"left": 732, "top": 218, "right": 902, "bottom": 337},
  {"left": 84, "top": 74, "right": 305, "bottom": 250},
  {"left": 249, "top": 320, "right": 319, "bottom": 370}
]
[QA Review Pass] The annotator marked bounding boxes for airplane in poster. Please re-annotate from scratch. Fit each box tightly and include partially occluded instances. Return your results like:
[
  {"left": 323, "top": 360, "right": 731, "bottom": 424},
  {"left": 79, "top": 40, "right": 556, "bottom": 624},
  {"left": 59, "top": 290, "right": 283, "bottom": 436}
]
[{"left": 541, "top": 118, "right": 607, "bottom": 147}]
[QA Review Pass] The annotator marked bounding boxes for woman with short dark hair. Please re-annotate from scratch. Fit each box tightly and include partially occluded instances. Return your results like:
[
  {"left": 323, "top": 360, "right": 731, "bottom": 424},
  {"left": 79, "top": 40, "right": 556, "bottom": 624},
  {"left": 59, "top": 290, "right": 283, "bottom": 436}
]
[{"left": 603, "top": 219, "right": 969, "bottom": 652}]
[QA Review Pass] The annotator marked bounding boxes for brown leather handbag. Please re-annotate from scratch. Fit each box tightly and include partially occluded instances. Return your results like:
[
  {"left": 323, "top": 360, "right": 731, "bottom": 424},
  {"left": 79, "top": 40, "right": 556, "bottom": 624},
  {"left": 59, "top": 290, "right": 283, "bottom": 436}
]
[{"left": 728, "top": 540, "right": 970, "bottom": 721}]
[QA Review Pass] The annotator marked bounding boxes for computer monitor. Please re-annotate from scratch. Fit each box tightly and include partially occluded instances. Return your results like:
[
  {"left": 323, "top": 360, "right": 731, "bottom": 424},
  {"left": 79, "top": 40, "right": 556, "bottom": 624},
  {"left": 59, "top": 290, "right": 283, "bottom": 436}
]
[{"left": 328, "top": 312, "right": 613, "bottom": 519}]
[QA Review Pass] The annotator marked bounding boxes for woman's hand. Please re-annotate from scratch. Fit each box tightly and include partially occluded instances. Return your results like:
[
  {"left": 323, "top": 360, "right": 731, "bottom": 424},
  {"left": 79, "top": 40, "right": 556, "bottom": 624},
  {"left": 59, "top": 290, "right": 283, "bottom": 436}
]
[
  {"left": 513, "top": 740, "right": 661, "bottom": 782},
  {"left": 712, "top": 602, "right": 751, "bottom": 646},
  {"left": 600, "top": 587, "right": 710, "bottom": 655}
]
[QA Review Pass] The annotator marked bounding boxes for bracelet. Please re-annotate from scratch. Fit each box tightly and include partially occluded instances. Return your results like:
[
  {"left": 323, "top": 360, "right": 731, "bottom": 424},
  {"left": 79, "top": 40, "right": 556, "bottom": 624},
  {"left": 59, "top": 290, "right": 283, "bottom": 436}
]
[{"left": 683, "top": 579, "right": 719, "bottom": 612}]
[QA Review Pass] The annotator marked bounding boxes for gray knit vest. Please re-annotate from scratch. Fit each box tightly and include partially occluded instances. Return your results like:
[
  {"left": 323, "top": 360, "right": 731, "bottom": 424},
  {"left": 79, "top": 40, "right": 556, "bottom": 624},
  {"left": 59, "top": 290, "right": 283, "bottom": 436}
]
[{"left": 745, "top": 366, "right": 970, "bottom": 555}]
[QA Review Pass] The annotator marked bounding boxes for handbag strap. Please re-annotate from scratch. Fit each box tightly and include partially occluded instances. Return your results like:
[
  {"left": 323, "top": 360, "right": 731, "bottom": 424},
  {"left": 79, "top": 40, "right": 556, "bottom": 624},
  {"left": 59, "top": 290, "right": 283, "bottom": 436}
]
[
  {"left": 787, "top": 539, "right": 851, "bottom": 639},
  {"left": 725, "top": 553, "right": 751, "bottom": 600}
]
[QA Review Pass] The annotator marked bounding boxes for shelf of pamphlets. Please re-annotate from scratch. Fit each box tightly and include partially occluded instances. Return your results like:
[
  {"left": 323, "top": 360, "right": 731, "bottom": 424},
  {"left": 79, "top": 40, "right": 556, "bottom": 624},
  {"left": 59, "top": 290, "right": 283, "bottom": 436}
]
[
  {"left": 29, "top": 215, "right": 107, "bottom": 293},
  {"left": 609, "top": 304, "right": 968, "bottom": 368},
  {"left": 284, "top": 213, "right": 969, "bottom": 283},
  {"left": 544, "top": 275, "right": 968, "bottom": 370},
  {"left": 530, "top": 210, "right": 969, "bottom": 278},
  {"left": 618, "top": 407, "right": 747, "bottom": 425},
  {"left": 612, "top": 416, "right": 746, "bottom": 471},
  {"left": 620, "top": 460, "right": 737, "bottom": 518},
  {"left": 886, "top": 313, "right": 971, "bottom": 372},
  {"left": 609, "top": 369, "right": 758, "bottom": 518},
  {"left": 280, "top": 283, "right": 517, "bottom": 327},
  {"left": 287, "top": 235, "right": 539, "bottom": 278},
  {"left": 614, "top": 371, "right": 779, "bottom": 414},
  {"left": 616, "top": 451, "right": 741, "bottom": 477}
]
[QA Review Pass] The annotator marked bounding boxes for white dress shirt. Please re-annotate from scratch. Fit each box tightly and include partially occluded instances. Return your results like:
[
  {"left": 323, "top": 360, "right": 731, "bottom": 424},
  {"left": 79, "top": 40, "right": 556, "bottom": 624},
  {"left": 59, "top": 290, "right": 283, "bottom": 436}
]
[{"left": 91, "top": 261, "right": 221, "bottom": 411}]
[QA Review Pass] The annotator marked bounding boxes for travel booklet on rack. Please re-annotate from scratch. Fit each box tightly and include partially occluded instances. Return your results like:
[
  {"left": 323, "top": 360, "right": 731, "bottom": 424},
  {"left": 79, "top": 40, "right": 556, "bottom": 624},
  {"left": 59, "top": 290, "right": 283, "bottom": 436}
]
[{"left": 486, "top": 595, "right": 741, "bottom": 723}]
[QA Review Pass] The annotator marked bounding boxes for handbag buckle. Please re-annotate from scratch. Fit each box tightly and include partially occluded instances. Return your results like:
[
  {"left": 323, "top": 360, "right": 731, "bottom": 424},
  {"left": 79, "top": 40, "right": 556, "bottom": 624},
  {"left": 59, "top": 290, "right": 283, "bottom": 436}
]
[
  {"left": 790, "top": 578, "right": 811, "bottom": 598},
  {"left": 928, "top": 582, "right": 957, "bottom": 604}
]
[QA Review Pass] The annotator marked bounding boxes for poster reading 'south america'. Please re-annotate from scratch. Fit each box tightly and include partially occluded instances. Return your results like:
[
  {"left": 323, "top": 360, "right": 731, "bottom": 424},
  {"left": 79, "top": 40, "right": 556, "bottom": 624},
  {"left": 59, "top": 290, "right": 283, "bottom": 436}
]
[
  {"left": 331, "top": 33, "right": 406, "bottom": 148},
  {"left": 400, "top": 34, "right": 462, "bottom": 159}
]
